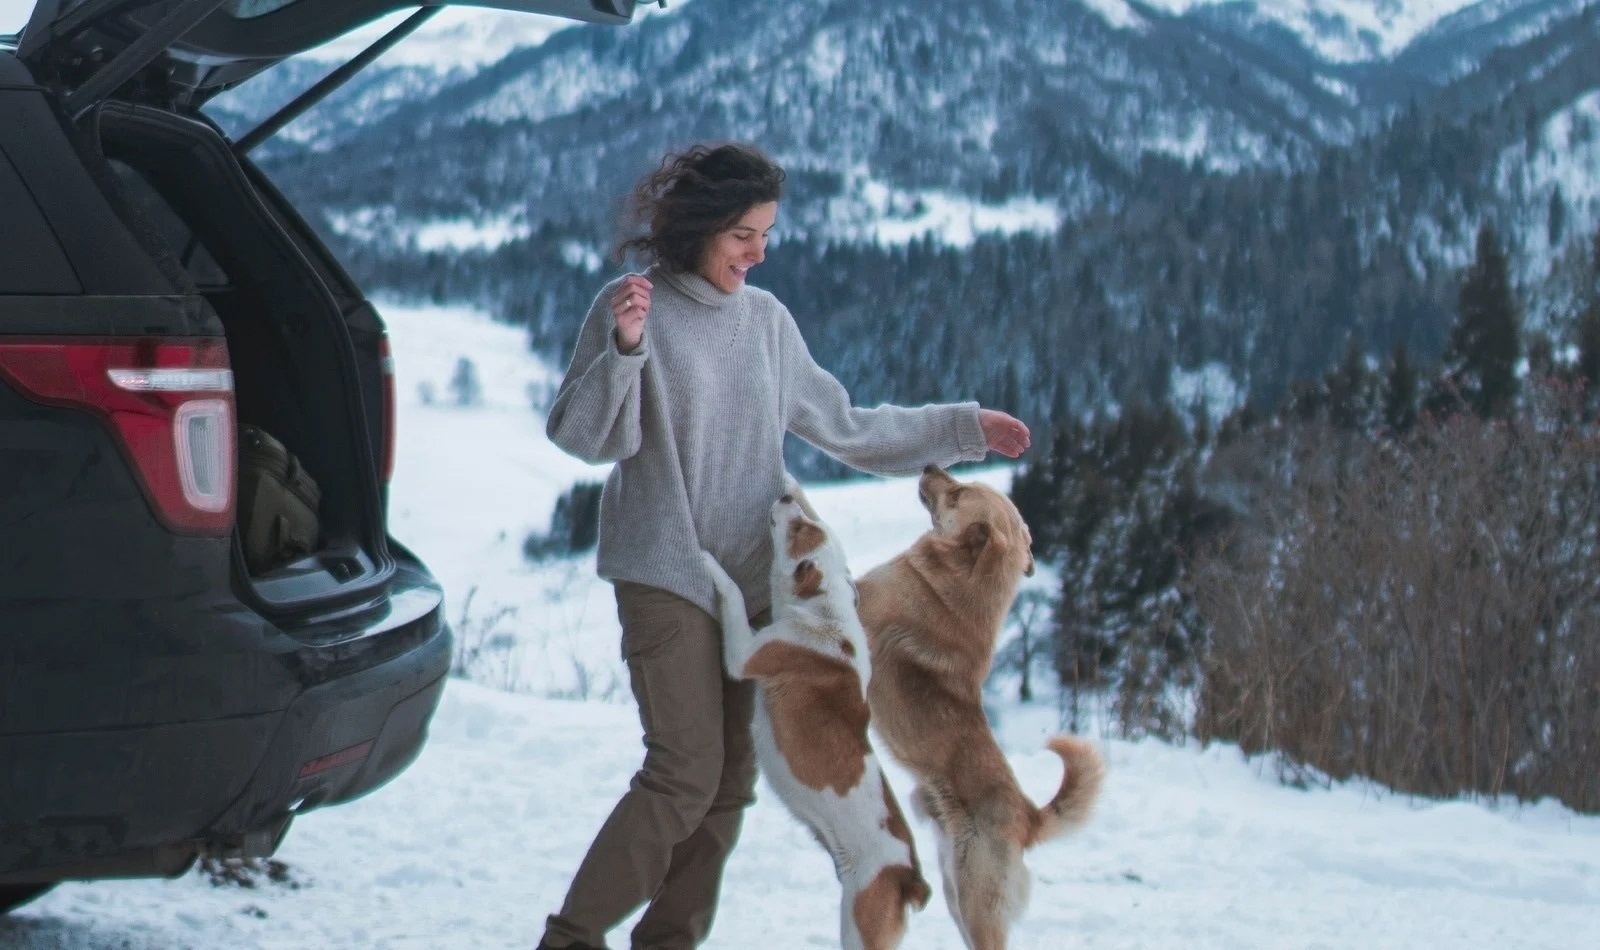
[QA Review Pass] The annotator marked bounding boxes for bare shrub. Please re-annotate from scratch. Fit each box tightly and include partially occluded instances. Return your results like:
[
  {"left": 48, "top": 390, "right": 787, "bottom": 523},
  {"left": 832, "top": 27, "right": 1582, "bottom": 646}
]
[
  {"left": 450, "top": 586, "right": 522, "bottom": 691},
  {"left": 1194, "top": 399, "right": 1600, "bottom": 811},
  {"left": 993, "top": 589, "right": 1055, "bottom": 703},
  {"left": 1111, "top": 593, "right": 1199, "bottom": 742},
  {"left": 524, "top": 481, "right": 604, "bottom": 561},
  {"left": 450, "top": 574, "right": 623, "bottom": 700},
  {"left": 448, "top": 356, "right": 483, "bottom": 407},
  {"left": 533, "top": 562, "right": 623, "bottom": 702}
]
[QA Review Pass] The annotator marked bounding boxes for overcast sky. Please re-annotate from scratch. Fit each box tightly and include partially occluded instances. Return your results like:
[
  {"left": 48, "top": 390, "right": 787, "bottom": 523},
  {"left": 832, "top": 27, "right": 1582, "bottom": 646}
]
[{"left": 1, "top": 0, "right": 34, "bottom": 34}]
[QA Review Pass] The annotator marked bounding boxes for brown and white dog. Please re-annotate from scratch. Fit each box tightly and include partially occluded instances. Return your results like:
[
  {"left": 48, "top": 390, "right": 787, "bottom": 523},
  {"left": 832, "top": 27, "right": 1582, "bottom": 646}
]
[
  {"left": 857, "top": 465, "right": 1105, "bottom": 950},
  {"left": 702, "top": 486, "right": 930, "bottom": 950}
]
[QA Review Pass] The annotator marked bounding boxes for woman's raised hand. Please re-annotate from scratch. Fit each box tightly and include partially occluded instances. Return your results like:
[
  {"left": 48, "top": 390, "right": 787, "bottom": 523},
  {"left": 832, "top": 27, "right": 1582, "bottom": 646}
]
[
  {"left": 612, "top": 274, "right": 653, "bottom": 353},
  {"left": 978, "top": 408, "right": 1031, "bottom": 458}
]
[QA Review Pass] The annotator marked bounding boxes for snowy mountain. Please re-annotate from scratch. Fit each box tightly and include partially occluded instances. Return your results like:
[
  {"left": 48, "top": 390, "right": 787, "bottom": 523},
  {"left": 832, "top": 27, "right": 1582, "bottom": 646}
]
[
  {"left": 211, "top": 2, "right": 685, "bottom": 154},
  {"left": 203, "top": 0, "right": 1600, "bottom": 424},
  {"left": 223, "top": 0, "right": 1595, "bottom": 245},
  {"left": 299, "top": 1, "right": 1490, "bottom": 72},
  {"left": 1146, "top": 0, "right": 1483, "bottom": 62},
  {"left": 238, "top": 0, "right": 1357, "bottom": 235},
  {"left": 304, "top": 7, "right": 580, "bottom": 69}
]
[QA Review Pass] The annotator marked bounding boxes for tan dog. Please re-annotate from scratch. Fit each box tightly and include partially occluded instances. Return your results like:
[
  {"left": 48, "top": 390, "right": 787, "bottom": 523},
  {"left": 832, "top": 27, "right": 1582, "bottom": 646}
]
[
  {"left": 702, "top": 485, "right": 930, "bottom": 950},
  {"left": 857, "top": 466, "right": 1104, "bottom": 950}
]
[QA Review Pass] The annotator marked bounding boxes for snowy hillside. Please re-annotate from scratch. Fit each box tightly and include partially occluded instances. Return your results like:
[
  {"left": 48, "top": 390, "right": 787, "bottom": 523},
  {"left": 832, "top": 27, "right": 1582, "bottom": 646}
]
[
  {"left": 303, "top": 1, "right": 1487, "bottom": 71},
  {"left": 1141, "top": 0, "right": 1483, "bottom": 62},
  {"left": 245, "top": 0, "right": 1376, "bottom": 241},
  {"left": 1496, "top": 89, "right": 1600, "bottom": 313},
  {"left": 4, "top": 300, "right": 1598, "bottom": 950},
  {"left": 233, "top": 0, "right": 1600, "bottom": 308},
  {"left": 302, "top": 2, "right": 694, "bottom": 70}
]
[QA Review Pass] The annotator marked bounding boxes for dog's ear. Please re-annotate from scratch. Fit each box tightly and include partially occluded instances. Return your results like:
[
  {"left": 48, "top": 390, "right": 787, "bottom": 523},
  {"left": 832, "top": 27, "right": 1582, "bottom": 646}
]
[
  {"left": 787, "top": 519, "right": 827, "bottom": 559},
  {"left": 793, "top": 559, "right": 824, "bottom": 598},
  {"left": 960, "top": 521, "right": 991, "bottom": 558},
  {"left": 1024, "top": 550, "right": 1037, "bottom": 576}
]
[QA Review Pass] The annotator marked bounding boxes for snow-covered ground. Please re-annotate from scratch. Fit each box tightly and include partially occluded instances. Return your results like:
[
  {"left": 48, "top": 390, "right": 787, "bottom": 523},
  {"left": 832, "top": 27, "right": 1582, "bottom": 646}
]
[{"left": 5, "top": 301, "right": 1599, "bottom": 949}]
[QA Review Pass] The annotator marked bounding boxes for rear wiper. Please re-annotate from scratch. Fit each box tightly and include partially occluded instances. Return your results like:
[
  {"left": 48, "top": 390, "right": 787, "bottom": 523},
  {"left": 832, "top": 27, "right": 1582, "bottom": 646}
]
[{"left": 234, "top": 5, "right": 441, "bottom": 157}]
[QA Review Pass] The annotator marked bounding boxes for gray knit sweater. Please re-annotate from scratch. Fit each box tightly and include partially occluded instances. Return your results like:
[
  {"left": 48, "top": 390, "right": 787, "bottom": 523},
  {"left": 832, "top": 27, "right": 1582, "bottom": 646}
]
[{"left": 545, "top": 265, "right": 988, "bottom": 618}]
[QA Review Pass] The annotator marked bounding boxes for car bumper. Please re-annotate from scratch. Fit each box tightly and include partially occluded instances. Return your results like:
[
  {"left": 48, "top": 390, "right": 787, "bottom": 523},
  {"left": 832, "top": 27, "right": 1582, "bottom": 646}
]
[
  {"left": 0, "top": 567, "right": 450, "bottom": 880},
  {"left": 205, "top": 602, "right": 451, "bottom": 841}
]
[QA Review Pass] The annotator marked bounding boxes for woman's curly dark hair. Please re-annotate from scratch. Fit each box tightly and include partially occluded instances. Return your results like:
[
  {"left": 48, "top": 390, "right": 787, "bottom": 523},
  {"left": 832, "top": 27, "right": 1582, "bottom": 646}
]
[{"left": 616, "top": 142, "right": 785, "bottom": 273}]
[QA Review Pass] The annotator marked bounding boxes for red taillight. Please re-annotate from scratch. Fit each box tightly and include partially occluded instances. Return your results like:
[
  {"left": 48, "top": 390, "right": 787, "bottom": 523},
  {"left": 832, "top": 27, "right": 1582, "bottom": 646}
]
[
  {"left": 297, "top": 739, "right": 374, "bottom": 779},
  {"left": 0, "top": 338, "right": 236, "bottom": 535},
  {"left": 379, "top": 334, "right": 396, "bottom": 484}
]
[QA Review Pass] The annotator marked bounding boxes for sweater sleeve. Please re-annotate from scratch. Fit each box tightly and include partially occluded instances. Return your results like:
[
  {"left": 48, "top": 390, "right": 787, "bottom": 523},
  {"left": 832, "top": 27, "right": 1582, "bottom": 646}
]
[
  {"left": 545, "top": 281, "right": 648, "bottom": 464},
  {"left": 779, "top": 307, "right": 987, "bottom": 477}
]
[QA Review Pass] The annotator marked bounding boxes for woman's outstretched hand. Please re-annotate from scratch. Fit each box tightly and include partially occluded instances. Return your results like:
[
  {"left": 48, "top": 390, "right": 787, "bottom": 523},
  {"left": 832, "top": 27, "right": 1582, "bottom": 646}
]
[
  {"left": 979, "top": 408, "right": 1031, "bottom": 458},
  {"left": 612, "top": 274, "right": 653, "bottom": 353}
]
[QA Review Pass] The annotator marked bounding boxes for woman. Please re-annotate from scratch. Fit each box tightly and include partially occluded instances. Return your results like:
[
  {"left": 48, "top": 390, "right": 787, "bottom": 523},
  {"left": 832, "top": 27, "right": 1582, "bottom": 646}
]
[{"left": 538, "top": 142, "right": 1030, "bottom": 950}]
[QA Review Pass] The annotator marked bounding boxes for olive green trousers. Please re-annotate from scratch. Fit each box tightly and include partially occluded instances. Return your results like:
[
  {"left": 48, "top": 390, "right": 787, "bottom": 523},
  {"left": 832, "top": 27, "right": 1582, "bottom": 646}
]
[{"left": 541, "top": 581, "right": 763, "bottom": 950}]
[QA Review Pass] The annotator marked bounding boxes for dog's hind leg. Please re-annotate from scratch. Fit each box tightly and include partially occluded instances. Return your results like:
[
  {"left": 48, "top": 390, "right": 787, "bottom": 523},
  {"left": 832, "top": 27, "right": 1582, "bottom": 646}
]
[
  {"left": 1003, "top": 855, "right": 1032, "bottom": 928},
  {"left": 928, "top": 822, "right": 972, "bottom": 949},
  {"left": 839, "top": 872, "right": 880, "bottom": 950},
  {"left": 845, "top": 864, "right": 921, "bottom": 950},
  {"left": 910, "top": 786, "right": 972, "bottom": 948},
  {"left": 839, "top": 888, "right": 867, "bottom": 950},
  {"left": 700, "top": 551, "right": 756, "bottom": 678},
  {"left": 952, "top": 833, "right": 1023, "bottom": 950}
]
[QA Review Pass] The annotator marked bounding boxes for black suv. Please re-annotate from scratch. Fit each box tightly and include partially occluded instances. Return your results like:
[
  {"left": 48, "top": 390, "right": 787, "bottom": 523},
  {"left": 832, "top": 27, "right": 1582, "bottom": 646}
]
[{"left": 0, "top": 0, "right": 639, "bottom": 915}]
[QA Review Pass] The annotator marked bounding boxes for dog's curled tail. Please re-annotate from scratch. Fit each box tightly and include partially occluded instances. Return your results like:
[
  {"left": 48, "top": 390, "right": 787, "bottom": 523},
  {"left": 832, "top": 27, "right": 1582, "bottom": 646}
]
[{"left": 1028, "top": 736, "right": 1105, "bottom": 847}]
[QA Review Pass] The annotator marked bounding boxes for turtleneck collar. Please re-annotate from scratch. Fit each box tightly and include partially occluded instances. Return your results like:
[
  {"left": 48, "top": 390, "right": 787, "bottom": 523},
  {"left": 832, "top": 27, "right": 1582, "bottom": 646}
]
[{"left": 651, "top": 264, "right": 740, "bottom": 310}]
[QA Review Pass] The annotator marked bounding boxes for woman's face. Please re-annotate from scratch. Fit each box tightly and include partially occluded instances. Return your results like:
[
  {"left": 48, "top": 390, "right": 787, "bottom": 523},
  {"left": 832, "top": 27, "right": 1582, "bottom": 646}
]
[{"left": 697, "top": 201, "right": 777, "bottom": 293}]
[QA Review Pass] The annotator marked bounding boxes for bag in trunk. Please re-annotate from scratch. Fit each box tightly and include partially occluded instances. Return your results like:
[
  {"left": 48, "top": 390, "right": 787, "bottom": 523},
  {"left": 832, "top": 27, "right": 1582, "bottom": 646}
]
[{"left": 237, "top": 424, "right": 321, "bottom": 574}]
